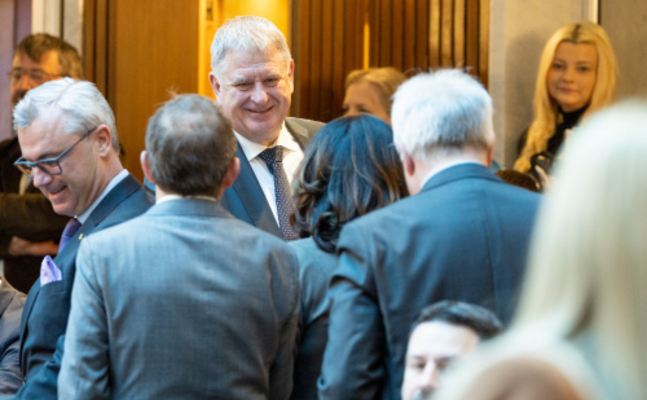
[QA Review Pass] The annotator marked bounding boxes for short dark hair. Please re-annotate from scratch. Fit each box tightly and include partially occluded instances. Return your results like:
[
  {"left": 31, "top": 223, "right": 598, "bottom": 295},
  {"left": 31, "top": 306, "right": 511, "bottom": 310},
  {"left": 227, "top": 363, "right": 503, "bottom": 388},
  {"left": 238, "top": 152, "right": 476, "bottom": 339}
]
[
  {"left": 410, "top": 301, "right": 503, "bottom": 341},
  {"left": 15, "top": 33, "right": 83, "bottom": 79},
  {"left": 496, "top": 170, "right": 539, "bottom": 192},
  {"left": 292, "top": 114, "right": 408, "bottom": 252},
  {"left": 145, "top": 94, "right": 236, "bottom": 197}
]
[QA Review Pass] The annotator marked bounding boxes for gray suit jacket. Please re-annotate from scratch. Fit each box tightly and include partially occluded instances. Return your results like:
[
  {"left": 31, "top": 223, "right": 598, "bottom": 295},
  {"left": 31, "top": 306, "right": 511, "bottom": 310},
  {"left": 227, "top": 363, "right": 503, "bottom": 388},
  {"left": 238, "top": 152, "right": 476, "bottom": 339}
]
[
  {"left": 0, "top": 279, "right": 25, "bottom": 394},
  {"left": 220, "top": 117, "right": 324, "bottom": 237},
  {"left": 318, "top": 164, "right": 541, "bottom": 400},
  {"left": 59, "top": 198, "right": 300, "bottom": 400}
]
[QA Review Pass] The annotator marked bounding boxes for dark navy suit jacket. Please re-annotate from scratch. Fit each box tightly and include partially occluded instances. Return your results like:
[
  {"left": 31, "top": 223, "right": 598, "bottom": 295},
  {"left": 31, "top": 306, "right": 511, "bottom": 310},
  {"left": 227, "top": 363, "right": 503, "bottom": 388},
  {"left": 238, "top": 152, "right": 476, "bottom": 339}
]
[
  {"left": 13, "top": 174, "right": 152, "bottom": 399},
  {"left": 319, "top": 163, "right": 542, "bottom": 400}
]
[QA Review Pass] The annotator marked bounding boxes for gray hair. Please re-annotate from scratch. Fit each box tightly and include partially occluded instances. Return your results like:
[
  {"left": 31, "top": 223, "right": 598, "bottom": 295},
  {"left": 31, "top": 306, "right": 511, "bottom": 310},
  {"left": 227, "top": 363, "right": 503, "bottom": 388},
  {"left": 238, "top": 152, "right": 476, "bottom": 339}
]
[
  {"left": 145, "top": 94, "right": 237, "bottom": 197},
  {"left": 391, "top": 69, "right": 494, "bottom": 163},
  {"left": 210, "top": 16, "right": 292, "bottom": 77},
  {"left": 13, "top": 78, "right": 119, "bottom": 150}
]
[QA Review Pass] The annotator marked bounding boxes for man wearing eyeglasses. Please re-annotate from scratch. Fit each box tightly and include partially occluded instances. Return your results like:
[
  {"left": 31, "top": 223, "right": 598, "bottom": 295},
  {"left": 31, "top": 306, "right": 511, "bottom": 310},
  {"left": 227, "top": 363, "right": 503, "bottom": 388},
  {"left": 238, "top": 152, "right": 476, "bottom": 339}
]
[
  {"left": 7, "top": 78, "right": 151, "bottom": 399},
  {"left": 0, "top": 34, "right": 83, "bottom": 293}
]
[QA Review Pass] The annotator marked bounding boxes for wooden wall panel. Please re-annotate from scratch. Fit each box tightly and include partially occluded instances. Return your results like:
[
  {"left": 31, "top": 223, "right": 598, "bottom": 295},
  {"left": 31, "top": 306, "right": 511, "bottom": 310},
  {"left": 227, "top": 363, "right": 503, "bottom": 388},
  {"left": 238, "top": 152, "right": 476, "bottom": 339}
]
[
  {"left": 416, "top": 0, "right": 429, "bottom": 69},
  {"left": 84, "top": 0, "right": 199, "bottom": 181},
  {"left": 478, "top": 0, "right": 489, "bottom": 87},
  {"left": 454, "top": 0, "right": 466, "bottom": 68},
  {"left": 332, "top": 0, "right": 346, "bottom": 119},
  {"left": 403, "top": 0, "right": 416, "bottom": 71},
  {"left": 293, "top": 0, "right": 491, "bottom": 122}
]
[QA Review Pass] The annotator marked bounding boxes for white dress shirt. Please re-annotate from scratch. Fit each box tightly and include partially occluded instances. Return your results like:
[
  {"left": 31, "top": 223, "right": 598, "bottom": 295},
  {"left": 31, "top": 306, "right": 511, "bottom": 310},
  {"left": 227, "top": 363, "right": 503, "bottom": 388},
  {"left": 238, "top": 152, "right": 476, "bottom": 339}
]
[{"left": 234, "top": 124, "right": 304, "bottom": 224}]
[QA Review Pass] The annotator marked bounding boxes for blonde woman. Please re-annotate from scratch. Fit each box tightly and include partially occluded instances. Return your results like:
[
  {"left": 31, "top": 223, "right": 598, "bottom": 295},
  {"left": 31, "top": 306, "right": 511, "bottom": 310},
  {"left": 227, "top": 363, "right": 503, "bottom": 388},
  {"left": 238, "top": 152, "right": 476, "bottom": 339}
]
[
  {"left": 434, "top": 101, "right": 647, "bottom": 400},
  {"left": 342, "top": 67, "right": 406, "bottom": 124},
  {"left": 515, "top": 22, "right": 618, "bottom": 174}
]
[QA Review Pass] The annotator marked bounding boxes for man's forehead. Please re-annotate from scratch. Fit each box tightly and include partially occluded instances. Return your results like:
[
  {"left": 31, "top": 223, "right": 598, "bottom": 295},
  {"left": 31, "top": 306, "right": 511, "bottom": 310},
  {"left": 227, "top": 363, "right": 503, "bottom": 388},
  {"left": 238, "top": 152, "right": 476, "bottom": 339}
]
[
  {"left": 407, "top": 321, "right": 480, "bottom": 356},
  {"left": 222, "top": 49, "right": 287, "bottom": 71},
  {"left": 13, "top": 50, "right": 61, "bottom": 73}
]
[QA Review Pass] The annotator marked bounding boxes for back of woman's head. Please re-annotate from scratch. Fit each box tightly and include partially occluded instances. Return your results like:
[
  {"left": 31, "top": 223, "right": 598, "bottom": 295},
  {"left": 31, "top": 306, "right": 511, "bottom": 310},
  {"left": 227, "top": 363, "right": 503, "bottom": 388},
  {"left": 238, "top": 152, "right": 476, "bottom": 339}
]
[
  {"left": 516, "top": 100, "right": 647, "bottom": 399},
  {"left": 515, "top": 22, "right": 619, "bottom": 172},
  {"left": 293, "top": 114, "right": 408, "bottom": 252}
]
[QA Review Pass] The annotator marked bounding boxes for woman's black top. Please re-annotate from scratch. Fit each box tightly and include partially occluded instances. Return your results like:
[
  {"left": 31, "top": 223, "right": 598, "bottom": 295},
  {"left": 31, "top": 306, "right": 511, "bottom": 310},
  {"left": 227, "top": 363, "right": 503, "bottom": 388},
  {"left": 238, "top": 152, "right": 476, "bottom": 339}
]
[{"left": 546, "top": 105, "right": 588, "bottom": 156}]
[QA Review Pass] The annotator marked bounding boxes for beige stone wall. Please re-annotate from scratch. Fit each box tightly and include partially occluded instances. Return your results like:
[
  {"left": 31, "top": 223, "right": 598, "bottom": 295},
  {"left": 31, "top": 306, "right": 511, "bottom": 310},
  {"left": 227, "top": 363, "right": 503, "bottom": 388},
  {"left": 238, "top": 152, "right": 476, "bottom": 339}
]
[{"left": 601, "top": 0, "right": 647, "bottom": 100}]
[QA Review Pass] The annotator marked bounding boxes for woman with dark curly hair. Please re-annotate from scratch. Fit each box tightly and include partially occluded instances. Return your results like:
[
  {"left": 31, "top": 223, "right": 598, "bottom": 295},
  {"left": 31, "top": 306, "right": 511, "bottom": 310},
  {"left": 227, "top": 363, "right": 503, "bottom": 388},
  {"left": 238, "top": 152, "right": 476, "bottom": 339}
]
[{"left": 288, "top": 114, "right": 408, "bottom": 400}]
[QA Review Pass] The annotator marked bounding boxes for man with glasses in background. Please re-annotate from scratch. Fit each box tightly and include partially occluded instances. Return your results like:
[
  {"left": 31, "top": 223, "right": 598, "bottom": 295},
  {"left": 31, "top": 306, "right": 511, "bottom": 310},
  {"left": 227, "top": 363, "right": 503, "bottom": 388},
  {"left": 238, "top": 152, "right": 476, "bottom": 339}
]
[
  {"left": 6, "top": 78, "right": 151, "bottom": 399},
  {"left": 0, "top": 33, "right": 82, "bottom": 293}
]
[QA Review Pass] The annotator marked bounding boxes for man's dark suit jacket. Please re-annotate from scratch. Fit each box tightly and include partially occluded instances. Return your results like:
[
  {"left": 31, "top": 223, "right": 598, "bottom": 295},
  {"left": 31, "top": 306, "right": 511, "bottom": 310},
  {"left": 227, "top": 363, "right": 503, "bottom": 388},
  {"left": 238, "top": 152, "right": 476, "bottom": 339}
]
[
  {"left": 0, "top": 279, "right": 26, "bottom": 394},
  {"left": 289, "top": 238, "right": 338, "bottom": 400},
  {"left": 318, "top": 163, "right": 542, "bottom": 400},
  {"left": 220, "top": 117, "right": 324, "bottom": 237},
  {"left": 13, "top": 174, "right": 152, "bottom": 399},
  {"left": 0, "top": 137, "right": 68, "bottom": 292}
]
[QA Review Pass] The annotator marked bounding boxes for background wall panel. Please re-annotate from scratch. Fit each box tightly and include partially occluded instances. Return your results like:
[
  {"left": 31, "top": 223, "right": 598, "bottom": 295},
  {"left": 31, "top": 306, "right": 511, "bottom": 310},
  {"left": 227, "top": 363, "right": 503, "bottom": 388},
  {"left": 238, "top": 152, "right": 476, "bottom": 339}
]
[{"left": 293, "top": 0, "right": 490, "bottom": 123}]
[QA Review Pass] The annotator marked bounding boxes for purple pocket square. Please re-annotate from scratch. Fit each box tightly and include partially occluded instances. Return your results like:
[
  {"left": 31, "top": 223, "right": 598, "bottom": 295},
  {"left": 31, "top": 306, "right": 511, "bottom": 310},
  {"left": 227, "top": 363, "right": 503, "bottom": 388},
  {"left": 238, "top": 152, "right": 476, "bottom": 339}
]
[{"left": 40, "top": 255, "right": 62, "bottom": 287}]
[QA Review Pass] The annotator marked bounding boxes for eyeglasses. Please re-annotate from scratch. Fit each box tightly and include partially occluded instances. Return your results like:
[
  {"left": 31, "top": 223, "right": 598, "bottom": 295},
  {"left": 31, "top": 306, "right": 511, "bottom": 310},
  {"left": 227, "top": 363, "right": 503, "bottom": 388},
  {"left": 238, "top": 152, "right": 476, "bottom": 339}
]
[
  {"left": 14, "top": 128, "right": 96, "bottom": 176},
  {"left": 7, "top": 68, "right": 62, "bottom": 85}
]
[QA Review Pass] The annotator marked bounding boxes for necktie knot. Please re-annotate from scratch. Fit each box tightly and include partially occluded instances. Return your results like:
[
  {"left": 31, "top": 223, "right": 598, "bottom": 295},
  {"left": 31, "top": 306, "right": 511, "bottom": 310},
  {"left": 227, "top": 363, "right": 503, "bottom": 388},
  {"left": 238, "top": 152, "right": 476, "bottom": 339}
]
[
  {"left": 60, "top": 218, "right": 82, "bottom": 251},
  {"left": 258, "top": 146, "right": 284, "bottom": 174}
]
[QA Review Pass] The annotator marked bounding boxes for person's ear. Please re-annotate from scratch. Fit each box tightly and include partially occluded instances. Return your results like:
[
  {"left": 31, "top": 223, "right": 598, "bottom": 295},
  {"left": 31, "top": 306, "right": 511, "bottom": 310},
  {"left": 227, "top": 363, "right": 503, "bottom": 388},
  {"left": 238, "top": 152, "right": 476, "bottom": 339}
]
[
  {"left": 397, "top": 144, "right": 415, "bottom": 177},
  {"left": 222, "top": 156, "right": 240, "bottom": 190},
  {"left": 209, "top": 72, "right": 222, "bottom": 100},
  {"left": 94, "top": 125, "right": 112, "bottom": 156},
  {"left": 140, "top": 150, "right": 155, "bottom": 184},
  {"left": 288, "top": 60, "right": 295, "bottom": 93}
]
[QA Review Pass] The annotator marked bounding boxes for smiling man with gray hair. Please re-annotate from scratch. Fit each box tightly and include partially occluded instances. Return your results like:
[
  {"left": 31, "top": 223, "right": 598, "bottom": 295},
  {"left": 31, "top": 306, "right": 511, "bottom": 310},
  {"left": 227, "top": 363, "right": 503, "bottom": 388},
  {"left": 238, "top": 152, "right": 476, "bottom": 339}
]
[
  {"left": 208, "top": 16, "right": 323, "bottom": 241},
  {"left": 10, "top": 78, "right": 151, "bottom": 399},
  {"left": 319, "top": 70, "right": 541, "bottom": 400}
]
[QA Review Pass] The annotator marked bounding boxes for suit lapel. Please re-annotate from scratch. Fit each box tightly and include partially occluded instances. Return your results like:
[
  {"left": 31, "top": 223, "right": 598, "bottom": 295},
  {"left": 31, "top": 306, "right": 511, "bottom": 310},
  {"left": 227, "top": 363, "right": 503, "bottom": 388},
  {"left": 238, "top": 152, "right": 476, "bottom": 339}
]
[
  {"left": 285, "top": 117, "right": 311, "bottom": 149},
  {"left": 231, "top": 144, "right": 282, "bottom": 236}
]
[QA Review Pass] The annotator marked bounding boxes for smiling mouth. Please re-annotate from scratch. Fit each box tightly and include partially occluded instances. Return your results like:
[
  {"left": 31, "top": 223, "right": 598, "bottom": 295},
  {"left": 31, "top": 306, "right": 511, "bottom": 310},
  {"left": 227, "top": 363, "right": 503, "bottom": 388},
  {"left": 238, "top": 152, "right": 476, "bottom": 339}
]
[
  {"left": 247, "top": 106, "right": 273, "bottom": 114},
  {"left": 48, "top": 185, "right": 67, "bottom": 197}
]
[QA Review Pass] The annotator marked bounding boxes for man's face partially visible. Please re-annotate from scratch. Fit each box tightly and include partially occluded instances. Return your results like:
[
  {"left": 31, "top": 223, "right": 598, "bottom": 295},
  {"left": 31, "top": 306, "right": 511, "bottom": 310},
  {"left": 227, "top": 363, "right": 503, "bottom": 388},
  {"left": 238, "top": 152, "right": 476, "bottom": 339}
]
[
  {"left": 210, "top": 48, "right": 293, "bottom": 146},
  {"left": 17, "top": 109, "right": 103, "bottom": 217},
  {"left": 401, "top": 322, "right": 480, "bottom": 400},
  {"left": 10, "top": 50, "right": 61, "bottom": 107}
]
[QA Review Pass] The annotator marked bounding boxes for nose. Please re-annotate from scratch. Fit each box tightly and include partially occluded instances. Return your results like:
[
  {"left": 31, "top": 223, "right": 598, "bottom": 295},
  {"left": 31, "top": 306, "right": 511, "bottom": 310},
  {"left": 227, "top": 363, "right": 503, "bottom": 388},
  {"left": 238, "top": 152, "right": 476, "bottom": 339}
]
[
  {"left": 31, "top": 167, "right": 53, "bottom": 188},
  {"left": 420, "top": 362, "right": 440, "bottom": 390},
  {"left": 562, "top": 66, "right": 576, "bottom": 82},
  {"left": 344, "top": 106, "right": 359, "bottom": 117},
  {"left": 250, "top": 82, "right": 270, "bottom": 104}
]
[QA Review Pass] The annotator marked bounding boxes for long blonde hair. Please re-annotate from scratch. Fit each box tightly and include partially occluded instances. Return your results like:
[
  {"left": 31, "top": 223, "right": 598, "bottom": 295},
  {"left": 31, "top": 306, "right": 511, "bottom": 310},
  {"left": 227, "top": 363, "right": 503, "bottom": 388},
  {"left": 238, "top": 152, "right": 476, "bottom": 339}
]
[{"left": 514, "top": 22, "right": 618, "bottom": 172}]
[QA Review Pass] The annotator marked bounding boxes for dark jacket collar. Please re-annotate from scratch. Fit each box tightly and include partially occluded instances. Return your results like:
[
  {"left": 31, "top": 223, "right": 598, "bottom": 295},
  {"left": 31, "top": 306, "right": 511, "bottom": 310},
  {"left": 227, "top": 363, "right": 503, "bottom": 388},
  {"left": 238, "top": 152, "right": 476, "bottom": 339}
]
[{"left": 421, "top": 163, "right": 501, "bottom": 193}]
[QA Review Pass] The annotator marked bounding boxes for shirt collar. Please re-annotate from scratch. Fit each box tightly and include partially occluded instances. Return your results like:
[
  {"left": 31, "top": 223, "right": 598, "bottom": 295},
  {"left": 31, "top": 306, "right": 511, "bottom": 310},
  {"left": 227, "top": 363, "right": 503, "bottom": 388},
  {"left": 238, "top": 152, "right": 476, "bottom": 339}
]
[
  {"left": 233, "top": 123, "right": 300, "bottom": 161},
  {"left": 157, "top": 194, "right": 217, "bottom": 204},
  {"left": 76, "top": 169, "right": 129, "bottom": 223}
]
